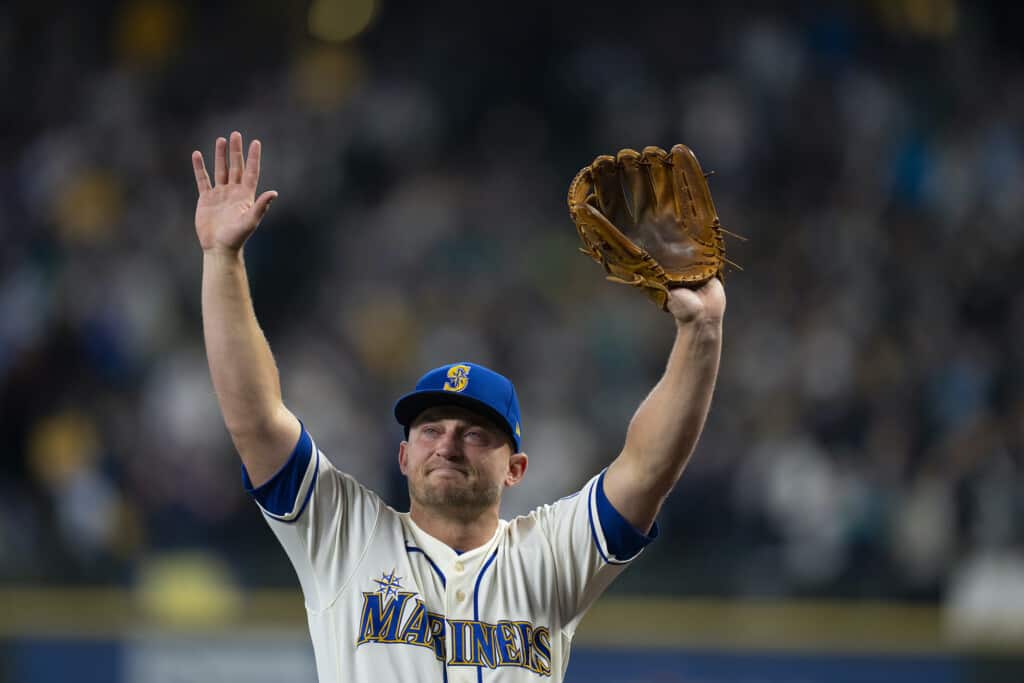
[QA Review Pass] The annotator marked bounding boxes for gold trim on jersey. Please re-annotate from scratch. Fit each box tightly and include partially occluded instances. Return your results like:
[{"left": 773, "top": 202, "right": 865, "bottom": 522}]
[{"left": 357, "top": 591, "right": 551, "bottom": 676}]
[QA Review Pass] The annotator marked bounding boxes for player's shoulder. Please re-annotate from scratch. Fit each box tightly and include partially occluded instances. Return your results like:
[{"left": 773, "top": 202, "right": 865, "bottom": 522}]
[
  {"left": 504, "top": 476, "right": 597, "bottom": 536},
  {"left": 316, "top": 450, "right": 383, "bottom": 496},
  {"left": 501, "top": 512, "right": 542, "bottom": 550},
  {"left": 309, "top": 451, "right": 393, "bottom": 522}
]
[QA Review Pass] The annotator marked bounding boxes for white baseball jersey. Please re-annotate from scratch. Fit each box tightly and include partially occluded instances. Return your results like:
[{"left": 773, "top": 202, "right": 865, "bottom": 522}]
[{"left": 243, "top": 425, "right": 657, "bottom": 682}]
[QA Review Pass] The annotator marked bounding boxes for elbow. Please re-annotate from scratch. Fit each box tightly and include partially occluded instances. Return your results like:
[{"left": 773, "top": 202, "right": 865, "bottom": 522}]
[
  {"left": 222, "top": 402, "right": 289, "bottom": 441},
  {"left": 616, "top": 445, "right": 687, "bottom": 501}
]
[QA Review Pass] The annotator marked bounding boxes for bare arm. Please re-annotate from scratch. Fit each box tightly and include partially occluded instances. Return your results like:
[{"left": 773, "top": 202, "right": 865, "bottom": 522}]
[
  {"left": 603, "top": 278, "right": 725, "bottom": 533},
  {"left": 192, "top": 132, "right": 300, "bottom": 486}
]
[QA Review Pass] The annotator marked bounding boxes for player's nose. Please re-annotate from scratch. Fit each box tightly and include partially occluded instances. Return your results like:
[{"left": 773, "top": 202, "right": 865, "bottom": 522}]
[{"left": 432, "top": 431, "right": 463, "bottom": 459}]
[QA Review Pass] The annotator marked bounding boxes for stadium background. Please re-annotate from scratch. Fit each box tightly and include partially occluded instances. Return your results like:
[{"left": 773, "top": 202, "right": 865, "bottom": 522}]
[{"left": 2, "top": 0, "right": 1024, "bottom": 680}]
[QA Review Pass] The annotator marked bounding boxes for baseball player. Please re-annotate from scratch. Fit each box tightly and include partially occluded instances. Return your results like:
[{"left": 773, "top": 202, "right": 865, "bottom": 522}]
[{"left": 191, "top": 132, "right": 725, "bottom": 682}]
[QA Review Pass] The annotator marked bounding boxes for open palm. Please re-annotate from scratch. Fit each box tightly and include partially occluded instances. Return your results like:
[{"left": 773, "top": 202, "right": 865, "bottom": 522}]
[{"left": 192, "top": 131, "right": 277, "bottom": 252}]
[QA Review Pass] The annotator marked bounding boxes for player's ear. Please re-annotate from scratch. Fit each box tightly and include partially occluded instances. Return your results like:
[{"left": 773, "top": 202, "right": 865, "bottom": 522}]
[
  {"left": 398, "top": 441, "right": 409, "bottom": 475},
  {"left": 505, "top": 452, "right": 528, "bottom": 487}
]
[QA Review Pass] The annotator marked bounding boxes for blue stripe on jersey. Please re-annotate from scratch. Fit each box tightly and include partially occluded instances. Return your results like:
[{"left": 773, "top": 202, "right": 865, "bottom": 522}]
[
  {"left": 405, "top": 545, "right": 447, "bottom": 587},
  {"left": 588, "top": 470, "right": 659, "bottom": 563},
  {"left": 241, "top": 426, "right": 316, "bottom": 521},
  {"left": 587, "top": 476, "right": 620, "bottom": 565},
  {"left": 404, "top": 545, "right": 449, "bottom": 682},
  {"left": 473, "top": 548, "right": 500, "bottom": 683},
  {"left": 472, "top": 548, "right": 499, "bottom": 621}
]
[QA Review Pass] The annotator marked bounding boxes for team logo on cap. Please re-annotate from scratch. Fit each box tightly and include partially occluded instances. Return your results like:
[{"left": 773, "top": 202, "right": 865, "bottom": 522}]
[{"left": 443, "top": 364, "right": 471, "bottom": 392}]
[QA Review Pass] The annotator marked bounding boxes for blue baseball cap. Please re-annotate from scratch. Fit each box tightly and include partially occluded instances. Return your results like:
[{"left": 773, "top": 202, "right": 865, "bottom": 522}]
[{"left": 394, "top": 362, "right": 523, "bottom": 452}]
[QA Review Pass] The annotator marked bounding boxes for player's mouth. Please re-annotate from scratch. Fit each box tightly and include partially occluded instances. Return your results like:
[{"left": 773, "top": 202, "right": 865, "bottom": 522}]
[{"left": 428, "top": 465, "right": 469, "bottom": 477}]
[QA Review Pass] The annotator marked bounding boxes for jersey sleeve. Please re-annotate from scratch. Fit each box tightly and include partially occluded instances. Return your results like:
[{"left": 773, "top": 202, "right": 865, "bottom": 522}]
[
  {"left": 242, "top": 425, "right": 382, "bottom": 612},
  {"left": 531, "top": 470, "right": 659, "bottom": 634}
]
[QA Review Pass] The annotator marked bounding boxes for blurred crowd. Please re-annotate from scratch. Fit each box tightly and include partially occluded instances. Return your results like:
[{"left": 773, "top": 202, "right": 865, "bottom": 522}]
[{"left": 2, "top": 0, "right": 1023, "bottom": 611}]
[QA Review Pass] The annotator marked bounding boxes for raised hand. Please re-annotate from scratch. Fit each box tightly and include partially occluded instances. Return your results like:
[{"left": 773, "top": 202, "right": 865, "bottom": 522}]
[
  {"left": 192, "top": 131, "right": 278, "bottom": 253},
  {"left": 665, "top": 277, "right": 726, "bottom": 326}
]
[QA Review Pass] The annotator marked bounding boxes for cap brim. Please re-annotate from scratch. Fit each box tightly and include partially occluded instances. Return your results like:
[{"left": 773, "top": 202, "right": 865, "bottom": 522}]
[{"left": 394, "top": 391, "right": 519, "bottom": 452}]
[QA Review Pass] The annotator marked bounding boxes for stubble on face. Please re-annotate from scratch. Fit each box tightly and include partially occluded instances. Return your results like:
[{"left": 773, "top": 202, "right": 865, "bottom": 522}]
[
  {"left": 404, "top": 406, "right": 512, "bottom": 519},
  {"left": 407, "top": 461, "right": 502, "bottom": 518}
]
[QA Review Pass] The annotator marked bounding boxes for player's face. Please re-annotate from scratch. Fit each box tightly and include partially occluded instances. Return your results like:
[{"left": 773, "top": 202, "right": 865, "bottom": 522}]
[{"left": 400, "top": 406, "right": 525, "bottom": 516}]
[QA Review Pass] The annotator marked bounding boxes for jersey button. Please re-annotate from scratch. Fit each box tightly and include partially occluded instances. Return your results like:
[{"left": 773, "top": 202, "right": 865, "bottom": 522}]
[
  {"left": 454, "top": 561, "right": 464, "bottom": 573},
  {"left": 455, "top": 590, "right": 466, "bottom": 602}
]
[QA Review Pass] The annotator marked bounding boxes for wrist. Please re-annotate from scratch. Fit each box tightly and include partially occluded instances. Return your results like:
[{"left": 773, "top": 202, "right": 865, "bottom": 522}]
[
  {"left": 675, "top": 315, "right": 722, "bottom": 344},
  {"left": 674, "top": 311, "right": 722, "bottom": 329},
  {"left": 202, "top": 245, "right": 245, "bottom": 265}
]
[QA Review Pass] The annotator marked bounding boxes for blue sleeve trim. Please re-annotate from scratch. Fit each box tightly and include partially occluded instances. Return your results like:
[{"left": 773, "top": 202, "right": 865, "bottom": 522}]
[
  {"left": 594, "top": 470, "right": 659, "bottom": 561},
  {"left": 587, "top": 491, "right": 614, "bottom": 565},
  {"left": 241, "top": 426, "right": 317, "bottom": 522}
]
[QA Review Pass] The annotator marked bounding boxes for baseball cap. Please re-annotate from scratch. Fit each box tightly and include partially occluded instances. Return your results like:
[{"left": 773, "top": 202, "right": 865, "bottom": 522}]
[{"left": 394, "top": 362, "right": 523, "bottom": 452}]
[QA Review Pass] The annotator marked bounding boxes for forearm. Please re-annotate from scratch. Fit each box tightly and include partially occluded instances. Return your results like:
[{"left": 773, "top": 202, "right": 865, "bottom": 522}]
[
  {"left": 201, "top": 247, "right": 287, "bottom": 436},
  {"left": 623, "top": 318, "right": 721, "bottom": 489},
  {"left": 604, "top": 315, "right": 722, "bottom": 530}
]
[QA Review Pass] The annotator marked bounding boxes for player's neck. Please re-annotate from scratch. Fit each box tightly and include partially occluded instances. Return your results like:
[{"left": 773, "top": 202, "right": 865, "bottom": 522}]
[{"left": 409, "top": 503, "right": 500, "bottom": 553}]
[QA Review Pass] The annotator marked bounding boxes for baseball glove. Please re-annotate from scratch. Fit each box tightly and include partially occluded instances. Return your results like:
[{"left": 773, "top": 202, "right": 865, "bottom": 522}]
[{"left": 568, "top": 144, "right": 738, "bottom": 310}]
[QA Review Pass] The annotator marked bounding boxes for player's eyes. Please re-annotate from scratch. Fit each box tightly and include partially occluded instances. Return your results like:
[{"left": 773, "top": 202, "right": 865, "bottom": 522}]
[
  {"left": 464, "top": 430, "right": 488, "bottom": 444},
  {"left": 421, "top": 425, "right": 441, "bottom": 436}
]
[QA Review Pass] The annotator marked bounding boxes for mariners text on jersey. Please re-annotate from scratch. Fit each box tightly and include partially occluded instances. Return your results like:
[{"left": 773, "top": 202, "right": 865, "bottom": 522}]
[
  {"left": 242, "top": 427, "right": 657, "bottom": 683},
  {"left": 357, "top": 588, "right": 553, "bottom": 675}
]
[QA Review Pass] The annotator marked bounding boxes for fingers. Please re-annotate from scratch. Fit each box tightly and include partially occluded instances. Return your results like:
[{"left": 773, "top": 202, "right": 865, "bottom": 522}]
[
  {"left": 214, "top": 137, "right": 227, "bottom": 185},
  {"left": 229, "top": 131, "right": 244, "bottom": 183},
  {"left": 253, "top": 190, "right": 278, "bottom": 221},
  {"left": 192, "top": 151, "right": 212, "bottom": 195},
  {"left": 203, "top": 132, "right": 266, "bottom": 191},
  {"left": 243, "top": 139, "right": 261, "bottom": 189},
  {"left": 208, "top": 132, "right": 263, "bottom": 189}
]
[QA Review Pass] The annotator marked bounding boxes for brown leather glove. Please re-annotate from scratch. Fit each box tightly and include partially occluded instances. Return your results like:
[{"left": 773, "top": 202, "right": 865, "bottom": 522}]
[{"left": 568, "top": 144, "right": 733, "bottom": 310}]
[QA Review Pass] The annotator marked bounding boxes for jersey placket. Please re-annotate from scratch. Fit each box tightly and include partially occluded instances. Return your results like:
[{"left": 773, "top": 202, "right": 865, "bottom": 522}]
[{"left": 445, "top": 550, "right": 478, "bottom": 683}]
